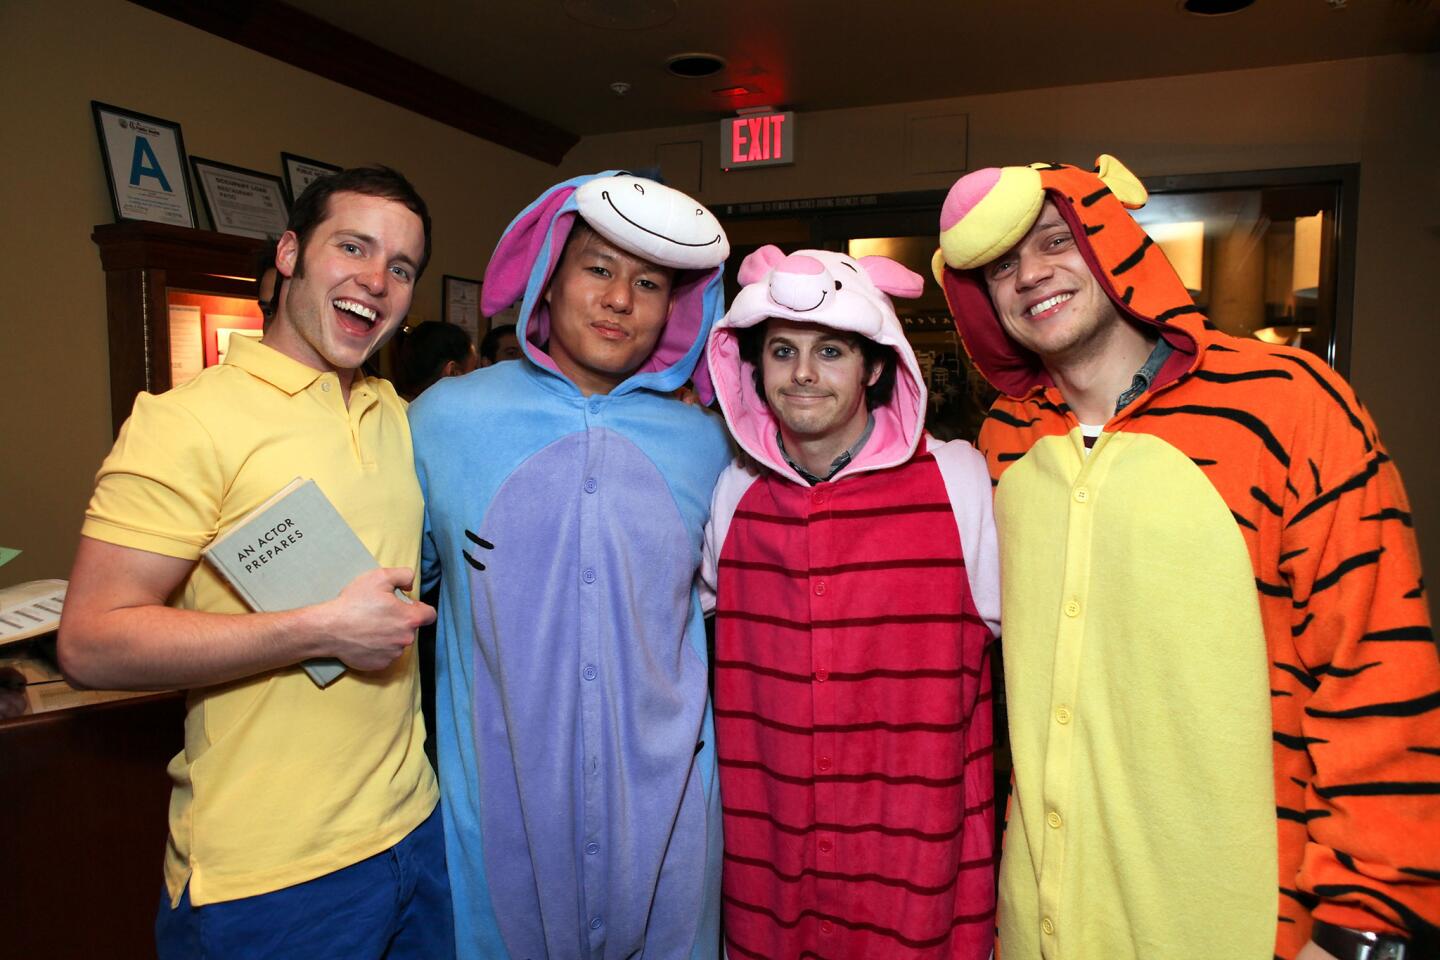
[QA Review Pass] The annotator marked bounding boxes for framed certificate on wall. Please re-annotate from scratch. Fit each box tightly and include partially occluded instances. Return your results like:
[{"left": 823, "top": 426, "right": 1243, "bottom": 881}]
[
  {"left": 92, "top": 101, "right": 196, "bottom": 228},
  {"left": 190, "top": 157, "right": 290, "bottom": 240},
  {"left": 281, "top": 153, "right": 342, "bottom": 205}
]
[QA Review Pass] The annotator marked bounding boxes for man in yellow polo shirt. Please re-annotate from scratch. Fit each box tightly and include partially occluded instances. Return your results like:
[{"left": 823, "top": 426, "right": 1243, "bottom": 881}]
[{"left": 58, "top": 166, "right": 450, "bottom": 960}]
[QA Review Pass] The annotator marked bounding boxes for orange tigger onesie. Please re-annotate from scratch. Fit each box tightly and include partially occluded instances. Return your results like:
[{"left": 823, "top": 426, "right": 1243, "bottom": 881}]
[{"left": 933, "top": 155, "right": 1439, "bottom": 959}]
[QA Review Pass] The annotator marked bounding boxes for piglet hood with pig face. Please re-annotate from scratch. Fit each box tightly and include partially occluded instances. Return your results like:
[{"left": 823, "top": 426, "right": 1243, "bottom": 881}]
[
  {"left": 481, "top": 170, "right": 730, "bottom": 400},
  {"left": 708, "top": 246, "right": 927, "bottom": 485}
]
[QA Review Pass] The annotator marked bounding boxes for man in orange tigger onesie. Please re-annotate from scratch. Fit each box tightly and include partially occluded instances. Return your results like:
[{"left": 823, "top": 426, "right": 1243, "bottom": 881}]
[{"left": 934, "top": 155, "right": 1438, "bottom": 960}]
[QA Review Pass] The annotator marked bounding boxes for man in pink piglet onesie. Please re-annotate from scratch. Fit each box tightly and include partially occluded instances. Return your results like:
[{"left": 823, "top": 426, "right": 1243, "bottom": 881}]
[{"left": 701, "top": 245, "right": 1001, "bottom": 959}]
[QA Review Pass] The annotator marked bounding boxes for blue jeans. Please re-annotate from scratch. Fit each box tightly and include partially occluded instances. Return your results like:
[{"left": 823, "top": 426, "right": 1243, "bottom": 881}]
[{"left": 156, "top": 807, "right": 453, "bottom": 960}]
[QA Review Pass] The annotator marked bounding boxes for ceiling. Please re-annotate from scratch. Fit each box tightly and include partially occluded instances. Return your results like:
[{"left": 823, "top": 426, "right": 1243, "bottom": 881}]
[{"left": 280, "top": 0, "right": 1439, "bottom": 138}]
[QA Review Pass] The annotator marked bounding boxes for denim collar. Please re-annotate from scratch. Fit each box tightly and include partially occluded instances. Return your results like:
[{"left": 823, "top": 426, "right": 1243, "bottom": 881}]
[{"left": 1114, "top": 336, "right": 1174, "bottom": 415}]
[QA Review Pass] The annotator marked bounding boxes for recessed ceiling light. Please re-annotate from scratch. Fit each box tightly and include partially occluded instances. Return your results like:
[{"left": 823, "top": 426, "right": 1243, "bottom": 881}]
[
  {"left": 666, "top": 53, "right": 727, "bottom": 78},
  {"left": 713, "top": 85, "right": 753, "bottom": 98},
  {"left": 562, "top": 0, "right": 675, "bottom": 30},
  {"left": 1181, "top": 0, "right": 1255, "bottom": 14}
]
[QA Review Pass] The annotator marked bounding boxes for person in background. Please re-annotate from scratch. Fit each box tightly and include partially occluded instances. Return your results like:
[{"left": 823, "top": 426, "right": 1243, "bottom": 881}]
[
  {"left": 701, "top": 245, "right": 999, "bottom": 959},
  {"left": 58, "top": 166, "right": 451, "bottom": 960},
  {"left": 410, "top": 172, "right": 732, "bottom": 959},
  {"left": 935, "top": 154, "right": 1438, "bottom": 960},
  {"left": 254, "top": 238, "right": 279, "bottom": 329},
  {"left": 396, "top": 320, "right": 477, "bottom": 400},
  {"left": 478, "top": 322, "right": 522, "bottom": 366}
]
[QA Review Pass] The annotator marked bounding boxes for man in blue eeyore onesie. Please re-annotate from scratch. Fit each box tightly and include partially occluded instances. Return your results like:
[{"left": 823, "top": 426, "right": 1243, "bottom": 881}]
[{"left": 409, "top": 172, "right": 732, "bottom": 959}]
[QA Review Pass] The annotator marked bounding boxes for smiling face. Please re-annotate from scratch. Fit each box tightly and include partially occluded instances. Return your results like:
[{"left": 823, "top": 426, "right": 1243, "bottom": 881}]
[
  {"left": 267, "top": 191, "right": 425, "bottom": 394},
  {"left": 982, "top": 199, "right": 1125, "bottom": 365},
  {"left": 542, "top": 223, "right": 675, "bottom": 396},
  {"left": 760, "top": 319, "right": 880, "bottom": 450}
]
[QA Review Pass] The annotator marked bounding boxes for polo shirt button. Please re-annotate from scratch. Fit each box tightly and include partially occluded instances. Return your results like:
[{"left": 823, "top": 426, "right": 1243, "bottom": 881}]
[
  {"left": 584, "top": 477, "right": 598, "bottom": 494},
  {"left": 588, "top": 399, "right": 602, "bottom": 414},
  {"left": 583, "top": 568, "right": 597, "bottom": 584},
  {"left": 814, "top": 668, "right": 828, "bottom": 682},
  {"left": 585, "top": 842, "right": 599, "bottom": 855},
  {"left": 818, "top": 838, "right": 833, "bottom": 853},
  {"left": 1042, "top": 917, "right": 1055, "bottom": 936},
  {"left": 1064, "top": 599, "right": 1081, "bottom": 617},
  {"left": 813, "top": 580, "right": 827, "bottom": 596},
  {"left": 582, "top": 664, "right": 597, "bottom": 681},
  {"left": 812, "top": 489, "right": 828, "bottom": 506},
  {"left": 817, "top": 756, "right": 832, "bottom": 772},
  {"left": 820, "top": 920, "right": 834, "bottom": 935},
  {"left": 590, "top": 917, "right": 603, "bottom": 930},
  {"left": 1074, "top": 486, "right": 1089, "bottom": 503},
  {"left": 320, "top": 381, "right": 331, "bottom": 392},
  {"left": 1055, "top": 706, "right": 1072, "bottom": 725},
  {"left": 1047, "top": 810, "right": 1063, "bottom": 829}
]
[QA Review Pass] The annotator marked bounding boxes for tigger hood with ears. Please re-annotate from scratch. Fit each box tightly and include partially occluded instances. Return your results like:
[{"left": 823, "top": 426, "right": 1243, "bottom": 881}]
[
  {"left": 933, "top": 154, "right": 1199, "bottom": 399},
  {"left": 708, "top": 246, "right": 927, "bottom": 485}
]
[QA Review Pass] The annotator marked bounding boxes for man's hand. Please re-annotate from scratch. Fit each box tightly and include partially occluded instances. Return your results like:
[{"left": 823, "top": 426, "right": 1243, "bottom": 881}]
[
  {"left": 1297, "top": 940, "right": 1340, "bottom": 960},
  {"left": 59, "top": 537, "right": 434, "bottom": 690},
  {"left": 308, "top": 567, "right": 435, "bottom": 672}
]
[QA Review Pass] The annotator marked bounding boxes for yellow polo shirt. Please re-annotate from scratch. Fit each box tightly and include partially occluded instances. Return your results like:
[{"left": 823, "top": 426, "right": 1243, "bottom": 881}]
[{"left": 83, "top": 336, "right": 437, "bottom": 907}]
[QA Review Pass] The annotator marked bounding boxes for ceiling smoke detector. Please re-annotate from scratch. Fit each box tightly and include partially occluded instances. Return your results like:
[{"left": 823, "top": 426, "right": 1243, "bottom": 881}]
[
  {"left": 666, "top": 53, "right": 727, "bottom": 78},
  {"left": 610, "top": 81, "right": 632, "bottom": 97}
]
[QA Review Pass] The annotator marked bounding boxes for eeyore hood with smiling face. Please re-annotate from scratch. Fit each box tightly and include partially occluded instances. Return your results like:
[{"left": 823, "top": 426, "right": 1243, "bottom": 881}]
[
  {"left": 708, "top": 245, "right": 927, "bottom": 484},
  {"left": 481, "top": 171, "right": 730, "bottom": 400}
]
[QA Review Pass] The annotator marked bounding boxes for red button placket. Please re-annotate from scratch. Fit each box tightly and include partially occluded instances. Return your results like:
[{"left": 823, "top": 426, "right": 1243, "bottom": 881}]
[{"left": 808, "top": 484, "right": 838, "bottom": 933}]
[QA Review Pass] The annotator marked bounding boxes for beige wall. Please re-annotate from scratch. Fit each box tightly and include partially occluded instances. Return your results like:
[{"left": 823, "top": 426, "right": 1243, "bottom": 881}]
[
  {"left": 0, "top": 0, "right": 555, "bottom": 586},
  {"left": 565, "top": 55, "right": 1440, "bottom": 619}
]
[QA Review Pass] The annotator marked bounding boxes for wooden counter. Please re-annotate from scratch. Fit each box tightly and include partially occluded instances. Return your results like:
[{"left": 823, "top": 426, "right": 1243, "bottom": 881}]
[{"left": 1, "top": 690, "right": 185, "bottom": 959}]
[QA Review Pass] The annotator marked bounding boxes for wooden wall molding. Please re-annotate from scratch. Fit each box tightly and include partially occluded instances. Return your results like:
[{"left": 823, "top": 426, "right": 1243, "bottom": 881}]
[{"left": 130, "top": 0, "right": 577, "bottom": 165}]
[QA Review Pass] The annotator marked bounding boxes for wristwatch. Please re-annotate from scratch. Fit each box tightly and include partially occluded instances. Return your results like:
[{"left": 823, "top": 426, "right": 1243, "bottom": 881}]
[{"left": 1311, "top": 920, "right": 1410, "bottom": 960}]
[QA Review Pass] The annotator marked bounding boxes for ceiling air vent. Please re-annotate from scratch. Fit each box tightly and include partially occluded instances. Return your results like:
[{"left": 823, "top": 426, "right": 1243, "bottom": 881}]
[{"left": 666, "top": 53, "right": 727, "bottom": 78}]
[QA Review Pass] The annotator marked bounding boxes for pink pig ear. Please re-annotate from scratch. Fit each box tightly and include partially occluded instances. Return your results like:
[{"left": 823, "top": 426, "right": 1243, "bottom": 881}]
[
  {"left": 857, "top": 256, "right": 925, "bottom": 299},
  {"left": 737, "top": 244, "right": 789, "bottom": 286}
]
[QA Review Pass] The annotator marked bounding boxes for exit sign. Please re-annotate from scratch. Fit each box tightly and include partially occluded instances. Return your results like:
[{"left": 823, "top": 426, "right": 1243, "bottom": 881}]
[{"left": 721, "top": 111, "right": 795, "bottom": 169}]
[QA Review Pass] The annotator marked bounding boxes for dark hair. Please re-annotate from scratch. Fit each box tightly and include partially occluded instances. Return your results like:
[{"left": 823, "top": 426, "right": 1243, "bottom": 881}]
[
  {"left": 480, "top": 323, "right": 519, "bottom": 363},
  {"left": 397, "top": 321, "right": 473, "bottom": 398},
  {"left": 556, "top": 216, "right": 673, "bottom": 281},
  {"left": 254, "top": 238, "right": 280, "bottom": 323},
  {"left": 735, "top": 320, "right": 898, "bottom": 410},
  {"left": 286, "top": 165, "right": 432, "bottom": 280}
]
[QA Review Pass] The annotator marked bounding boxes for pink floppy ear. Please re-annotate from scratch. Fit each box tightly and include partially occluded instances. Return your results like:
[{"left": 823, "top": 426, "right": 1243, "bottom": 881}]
[
  {"left": 857, "top": 256, "right": 925, "bottom": 299},
  {"left": 482, "top": 186, "right": 577, "bottom": 316},
  {"left": 737, "top": 245, "right": 788, "bottom": 287}
]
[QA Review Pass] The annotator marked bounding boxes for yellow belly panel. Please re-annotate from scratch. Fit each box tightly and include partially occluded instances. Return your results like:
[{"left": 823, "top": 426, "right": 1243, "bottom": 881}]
[{"left": 996, "top": 429, "right": 1276, "bottom": 960}]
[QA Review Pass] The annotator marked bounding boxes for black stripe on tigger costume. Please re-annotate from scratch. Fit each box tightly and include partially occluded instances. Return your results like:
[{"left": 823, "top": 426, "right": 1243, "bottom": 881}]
[{"left": 933, "top": 155, "right": 1438, "bottom": 959}]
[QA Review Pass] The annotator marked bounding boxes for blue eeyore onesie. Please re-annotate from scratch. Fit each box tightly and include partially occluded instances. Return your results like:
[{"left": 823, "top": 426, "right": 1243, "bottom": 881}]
[{"left": 409, "top": 172, "right": 732, "bottom": 960}]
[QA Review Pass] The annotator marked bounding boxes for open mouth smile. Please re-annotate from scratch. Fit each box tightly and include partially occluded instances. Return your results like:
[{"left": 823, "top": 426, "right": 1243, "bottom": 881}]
[
  {"left": 333, "top": 298, "right": 379, "bottom": 332},
  {"left": 1026, "top": 293, "right": 1072, "bottom": 319}
]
